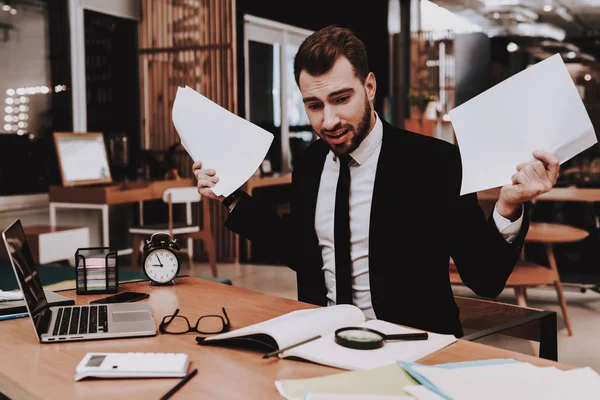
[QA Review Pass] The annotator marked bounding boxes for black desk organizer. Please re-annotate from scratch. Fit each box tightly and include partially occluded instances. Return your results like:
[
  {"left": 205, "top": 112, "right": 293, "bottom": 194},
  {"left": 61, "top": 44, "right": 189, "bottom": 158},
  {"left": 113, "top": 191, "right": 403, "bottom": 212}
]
[{"left": 75, "top": 247, "right": 119, "bottom": 294}]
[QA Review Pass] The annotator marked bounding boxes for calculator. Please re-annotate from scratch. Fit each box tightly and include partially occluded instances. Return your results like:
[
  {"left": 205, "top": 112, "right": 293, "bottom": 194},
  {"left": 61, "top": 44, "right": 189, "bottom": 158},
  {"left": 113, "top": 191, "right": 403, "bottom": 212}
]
[{"left": 74, "top": 352, "right": 190, "bottom": 381}]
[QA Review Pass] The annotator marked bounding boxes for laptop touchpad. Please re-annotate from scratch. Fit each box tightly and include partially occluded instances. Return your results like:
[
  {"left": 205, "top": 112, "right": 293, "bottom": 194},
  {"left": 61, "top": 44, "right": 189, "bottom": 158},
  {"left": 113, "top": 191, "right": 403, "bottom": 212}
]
[{"left": 112, "top": 311, "right": 151, "bottom": 322}]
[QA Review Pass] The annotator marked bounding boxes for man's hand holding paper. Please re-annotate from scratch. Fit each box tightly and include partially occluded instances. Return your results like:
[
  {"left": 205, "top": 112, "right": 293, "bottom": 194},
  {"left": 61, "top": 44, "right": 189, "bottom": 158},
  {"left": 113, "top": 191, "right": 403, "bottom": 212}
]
[
  {"left": 496, "top": 150, "right": 559, "bottom": 221},
  {"left": 192, "top": 162, "right": 221, "bottom": 201},
  {"left": 449, "top": 53, "right": 597, "bottom": 202}
]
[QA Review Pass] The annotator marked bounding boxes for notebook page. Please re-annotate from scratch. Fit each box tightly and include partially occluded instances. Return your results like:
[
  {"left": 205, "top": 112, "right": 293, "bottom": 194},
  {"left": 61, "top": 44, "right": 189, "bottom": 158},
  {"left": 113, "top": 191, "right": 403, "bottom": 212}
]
[
  {"left": 203, "top": 305, "right": 365, "bottom": 349},
  {"left": 285, "top": 319, "right": 456, "bottom": 370}
]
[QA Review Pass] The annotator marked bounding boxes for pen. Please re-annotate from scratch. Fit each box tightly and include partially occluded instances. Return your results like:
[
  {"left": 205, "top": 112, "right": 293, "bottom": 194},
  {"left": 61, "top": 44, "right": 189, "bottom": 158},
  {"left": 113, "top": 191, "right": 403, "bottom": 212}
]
[
  {"left": 0, "top": 312, "right": 29, "bottom": 321},
  {"left": 263, "top": 335, "right": 321, "bottom": 359},
  {"left": 159, "top": 368, "right": 198, "bottom": 400}
]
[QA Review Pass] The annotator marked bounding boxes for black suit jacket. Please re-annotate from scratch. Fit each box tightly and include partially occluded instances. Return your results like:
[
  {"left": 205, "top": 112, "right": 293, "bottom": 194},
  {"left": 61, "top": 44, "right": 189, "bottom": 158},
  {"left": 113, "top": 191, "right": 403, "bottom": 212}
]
[{"left": 226, "top": 120, "right": 529, "bottom": 337}]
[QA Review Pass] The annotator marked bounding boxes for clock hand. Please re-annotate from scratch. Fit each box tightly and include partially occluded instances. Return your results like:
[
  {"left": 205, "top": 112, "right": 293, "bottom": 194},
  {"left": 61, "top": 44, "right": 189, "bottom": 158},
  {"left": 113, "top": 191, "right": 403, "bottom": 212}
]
[{"left": 155, "top": 254, "right": 163, "bottom": 267}]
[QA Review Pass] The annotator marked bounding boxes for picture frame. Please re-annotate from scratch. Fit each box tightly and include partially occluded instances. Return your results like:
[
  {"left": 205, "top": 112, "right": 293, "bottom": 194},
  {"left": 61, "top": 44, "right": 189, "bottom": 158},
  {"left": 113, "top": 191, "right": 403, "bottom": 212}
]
[{"left": 53, "top": 132, "right": 113, "bottom": 187}]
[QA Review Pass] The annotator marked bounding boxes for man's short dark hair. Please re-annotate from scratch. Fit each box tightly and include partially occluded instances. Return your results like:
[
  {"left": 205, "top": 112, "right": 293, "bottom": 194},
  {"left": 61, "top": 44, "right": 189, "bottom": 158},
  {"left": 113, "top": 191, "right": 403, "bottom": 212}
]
[{"left": 293, "top": 25, "right": 369, "bottom": 86}]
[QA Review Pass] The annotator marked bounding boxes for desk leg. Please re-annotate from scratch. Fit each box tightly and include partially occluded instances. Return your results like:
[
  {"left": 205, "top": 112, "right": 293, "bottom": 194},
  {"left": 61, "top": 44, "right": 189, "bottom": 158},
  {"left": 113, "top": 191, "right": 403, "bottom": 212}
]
[
  {"left": 539, "top": 312, "right": 558, "bottom": 362},
  {"left": 139, "top": 200, "right": 144, "bottom": 226},
  {"left": 514, "top": 287, "right": 539, "bottom": 357},
  {"left": 101, "top": 205, "right": 109, "bottom": 248},
  {"left": 546, "top": 243, "right": 573, "bottom": 336},
  {"left": 49, "top": 203, "right": 57, "bottom": 228}
]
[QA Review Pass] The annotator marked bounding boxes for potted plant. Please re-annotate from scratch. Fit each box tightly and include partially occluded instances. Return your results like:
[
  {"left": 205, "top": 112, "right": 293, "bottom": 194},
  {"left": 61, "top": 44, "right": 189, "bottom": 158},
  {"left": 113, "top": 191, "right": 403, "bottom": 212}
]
[{"left": 408, "top": 88, "right": 436, "bottom": 119}]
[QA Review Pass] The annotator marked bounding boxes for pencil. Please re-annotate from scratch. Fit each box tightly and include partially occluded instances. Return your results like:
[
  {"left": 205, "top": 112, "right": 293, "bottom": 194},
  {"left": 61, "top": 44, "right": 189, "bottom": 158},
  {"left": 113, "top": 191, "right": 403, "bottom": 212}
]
[
  {"left": 0, "top": 312, "right": 29, "bottom": 321},
  {"left": 262, "top": 335, "right": 321, "bottom": 359},
  {"left": 160, "top": 368, "right": 198, "bottom": 400}
]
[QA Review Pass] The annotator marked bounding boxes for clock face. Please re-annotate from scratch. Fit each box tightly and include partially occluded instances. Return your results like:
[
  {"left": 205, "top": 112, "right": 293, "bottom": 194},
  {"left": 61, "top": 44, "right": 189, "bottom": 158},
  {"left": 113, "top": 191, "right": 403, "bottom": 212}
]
[{"left": 144, "top": 249, "right": 179, "bottom": 284}]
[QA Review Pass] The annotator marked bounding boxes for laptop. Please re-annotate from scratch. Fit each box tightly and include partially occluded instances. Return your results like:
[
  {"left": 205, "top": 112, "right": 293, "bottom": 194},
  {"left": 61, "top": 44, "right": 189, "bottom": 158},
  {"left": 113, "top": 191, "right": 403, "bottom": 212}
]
[{"left": 2, "top": 219, "right": 157, "bottom": 343}]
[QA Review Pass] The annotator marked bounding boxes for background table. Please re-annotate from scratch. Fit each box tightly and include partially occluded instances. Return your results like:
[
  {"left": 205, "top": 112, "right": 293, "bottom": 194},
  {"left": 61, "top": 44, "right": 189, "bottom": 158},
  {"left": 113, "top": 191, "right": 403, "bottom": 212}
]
[
  {"left": 478, "top": 186, "right": 600, "bottom": 295},
  {"left": 48, "top": 179, "right": 193, "bottom": 252}
]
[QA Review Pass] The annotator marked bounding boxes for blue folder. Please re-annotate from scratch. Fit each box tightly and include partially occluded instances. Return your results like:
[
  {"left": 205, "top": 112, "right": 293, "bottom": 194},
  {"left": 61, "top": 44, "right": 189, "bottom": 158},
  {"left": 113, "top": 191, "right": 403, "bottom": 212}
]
[{"left": 398, "top": 358, "right": 521, "bottom": 399}]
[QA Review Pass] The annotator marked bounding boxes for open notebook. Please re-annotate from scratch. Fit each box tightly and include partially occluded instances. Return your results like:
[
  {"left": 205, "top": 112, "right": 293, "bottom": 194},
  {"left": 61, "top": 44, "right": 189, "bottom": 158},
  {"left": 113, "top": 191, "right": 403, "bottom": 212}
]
[{"left": 200, "top": 305, "right": 456, "bottom": 371}]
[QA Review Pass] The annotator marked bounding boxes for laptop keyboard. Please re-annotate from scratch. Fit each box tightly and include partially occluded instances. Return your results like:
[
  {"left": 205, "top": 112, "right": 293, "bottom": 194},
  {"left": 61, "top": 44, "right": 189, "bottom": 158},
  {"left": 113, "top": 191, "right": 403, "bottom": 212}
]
[{"left": 52, "top": 305, "right": 108, "bottom": 336}]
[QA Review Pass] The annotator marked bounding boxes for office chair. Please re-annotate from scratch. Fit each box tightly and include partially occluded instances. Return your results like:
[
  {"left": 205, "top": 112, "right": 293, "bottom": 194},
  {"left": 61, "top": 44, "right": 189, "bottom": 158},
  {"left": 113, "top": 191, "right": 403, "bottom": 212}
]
[{"left": 129, "top": 187, "right": 217, "bottom": 276}]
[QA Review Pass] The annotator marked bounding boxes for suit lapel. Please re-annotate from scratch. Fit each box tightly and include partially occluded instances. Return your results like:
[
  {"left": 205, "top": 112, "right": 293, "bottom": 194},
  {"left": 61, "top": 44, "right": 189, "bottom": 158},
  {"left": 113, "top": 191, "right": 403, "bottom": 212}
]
[
  {"left": 369, "top": 121, "right": 413, "bottom": 309},
  {"left": 303, "top": 140, "right": 330, "bottom": 262}
]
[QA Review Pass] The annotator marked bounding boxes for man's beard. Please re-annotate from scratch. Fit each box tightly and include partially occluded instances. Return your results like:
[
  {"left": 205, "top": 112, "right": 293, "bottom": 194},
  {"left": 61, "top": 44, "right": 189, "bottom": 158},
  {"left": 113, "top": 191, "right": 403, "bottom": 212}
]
[
  {"left": 350, "top": 94, "right": 373, "bottom": 153},
  {"left": 316, "top": 94, "right": 373, "bottom": 156}
]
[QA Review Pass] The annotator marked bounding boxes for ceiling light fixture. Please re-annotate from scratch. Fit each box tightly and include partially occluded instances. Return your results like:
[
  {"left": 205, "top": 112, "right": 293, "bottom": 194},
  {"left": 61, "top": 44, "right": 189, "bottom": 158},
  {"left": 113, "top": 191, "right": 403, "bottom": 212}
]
[
  {"left": 555, "top": 6, "right": 574, "bottom": 22},
  {"left": 584, "top": 74, "right": 592, "bottom": 81},
  {"left": 483, "top": 5, "right": 539, "bottom": 23},
  {"left": 507, "top": 42, "right": 519, "bottom": 52},
  {"left": 508, "top": 23, "right": 566, "bottom": 41}
]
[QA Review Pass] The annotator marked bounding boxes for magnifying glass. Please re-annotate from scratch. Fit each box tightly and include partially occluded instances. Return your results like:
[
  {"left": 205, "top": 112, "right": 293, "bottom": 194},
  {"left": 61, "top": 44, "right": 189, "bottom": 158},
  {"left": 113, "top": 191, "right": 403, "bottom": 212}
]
[{"left": 334, "top": 327, "right": 429, "bottom": 350}]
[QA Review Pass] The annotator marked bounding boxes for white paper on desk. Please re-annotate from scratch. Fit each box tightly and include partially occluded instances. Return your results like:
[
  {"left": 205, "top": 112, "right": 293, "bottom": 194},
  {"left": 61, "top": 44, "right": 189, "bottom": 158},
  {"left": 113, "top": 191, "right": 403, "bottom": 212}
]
[
  {"left": 172, "top": 86, "right": 274, "bottom": 197},
  {"left": 411, "top": 362, "right": 600, "bottom": 400},
  {"left": 449, "top": 53, "right": 597, "bottom": 195},
  {"left": 0, "top": 290, "right": 22, "bottom": 301},
  {"left": 303, "top": 394, "right": 415, "bottom": 400}
]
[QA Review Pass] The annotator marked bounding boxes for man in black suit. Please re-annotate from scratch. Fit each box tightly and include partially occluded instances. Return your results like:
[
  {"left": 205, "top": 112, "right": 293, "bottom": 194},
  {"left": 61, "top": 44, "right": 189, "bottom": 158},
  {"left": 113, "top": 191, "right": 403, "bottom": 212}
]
[{"left": 193, "top": 25, "right": 559, "bottom": 336}]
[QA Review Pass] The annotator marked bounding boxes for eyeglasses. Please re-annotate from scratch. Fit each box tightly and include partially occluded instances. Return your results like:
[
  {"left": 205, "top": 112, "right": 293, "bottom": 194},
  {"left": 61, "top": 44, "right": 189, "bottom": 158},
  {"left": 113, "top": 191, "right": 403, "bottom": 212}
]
[{"left": 159, "top": 307, "right": 230, "bottom": 335}]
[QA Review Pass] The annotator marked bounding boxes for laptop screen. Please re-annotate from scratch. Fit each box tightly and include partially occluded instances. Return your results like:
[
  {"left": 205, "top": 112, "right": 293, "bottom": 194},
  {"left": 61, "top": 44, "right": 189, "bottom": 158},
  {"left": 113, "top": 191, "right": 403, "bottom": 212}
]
[{"left": 2, "top": 219, "right": 49, "bottom": 338}]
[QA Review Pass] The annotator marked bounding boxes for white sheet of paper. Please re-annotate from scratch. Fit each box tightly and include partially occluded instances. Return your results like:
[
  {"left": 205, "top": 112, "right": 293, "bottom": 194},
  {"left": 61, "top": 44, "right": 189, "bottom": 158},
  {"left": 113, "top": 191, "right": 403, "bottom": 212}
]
[
  {"left": 411, "top": 362, "right": 600, "bottom": 400},
  {"left": 0, "top": 290, "right": 22, "bottom": 301},
  {"left": 449, "top": 53, "right": 597, "bottom": 195},
  {"left": 172, "top": 86, "right": 274, "bottom": 197},
  {"left": 303, "top": 394, "right": 414, "bottom": 400}
]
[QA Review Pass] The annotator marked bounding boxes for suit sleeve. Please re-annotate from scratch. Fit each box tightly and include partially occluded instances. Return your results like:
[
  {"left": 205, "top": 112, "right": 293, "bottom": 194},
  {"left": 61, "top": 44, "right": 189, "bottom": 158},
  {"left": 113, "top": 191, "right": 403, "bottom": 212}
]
[
  {"left": 223, "top": 165, "right": 308, "bottom": 273},
  {"left": 448, "top": 146, "right": 530, "bottom": 298}
]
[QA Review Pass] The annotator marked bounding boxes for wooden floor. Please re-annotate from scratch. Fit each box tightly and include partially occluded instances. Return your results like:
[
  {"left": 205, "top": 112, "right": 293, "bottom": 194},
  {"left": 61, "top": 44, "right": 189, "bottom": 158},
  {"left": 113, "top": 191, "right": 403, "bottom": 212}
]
[{"left": 181, "top": 261, "right": 600, "bottom": 372}]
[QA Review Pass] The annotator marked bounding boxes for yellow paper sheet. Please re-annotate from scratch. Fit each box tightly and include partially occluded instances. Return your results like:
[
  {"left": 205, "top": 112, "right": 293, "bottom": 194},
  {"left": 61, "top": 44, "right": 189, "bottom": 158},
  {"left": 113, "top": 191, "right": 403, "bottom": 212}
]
[{"left": 275, "top": 363, "right": 418, "bottom": 400}]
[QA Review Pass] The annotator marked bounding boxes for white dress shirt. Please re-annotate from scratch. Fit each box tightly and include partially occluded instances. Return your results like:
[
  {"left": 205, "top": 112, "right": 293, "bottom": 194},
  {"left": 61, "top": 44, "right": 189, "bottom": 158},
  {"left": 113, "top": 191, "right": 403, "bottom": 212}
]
[{"left": 315, "top": 113, "right": 523, "bottom": 318}]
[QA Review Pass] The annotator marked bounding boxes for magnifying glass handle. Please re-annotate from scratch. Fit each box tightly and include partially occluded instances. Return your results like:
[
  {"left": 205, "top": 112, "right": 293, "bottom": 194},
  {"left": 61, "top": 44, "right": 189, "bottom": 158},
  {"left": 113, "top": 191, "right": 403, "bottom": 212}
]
[{"left": 384, "top": 332, "right": 429, "bottom": 341}]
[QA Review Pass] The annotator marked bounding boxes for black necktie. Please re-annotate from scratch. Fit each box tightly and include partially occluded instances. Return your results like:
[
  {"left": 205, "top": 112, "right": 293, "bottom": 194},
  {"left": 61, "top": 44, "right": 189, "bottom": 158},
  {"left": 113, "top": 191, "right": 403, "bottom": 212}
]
[{"left": 335, "top": 154, "right": 353, "bottom": 305}]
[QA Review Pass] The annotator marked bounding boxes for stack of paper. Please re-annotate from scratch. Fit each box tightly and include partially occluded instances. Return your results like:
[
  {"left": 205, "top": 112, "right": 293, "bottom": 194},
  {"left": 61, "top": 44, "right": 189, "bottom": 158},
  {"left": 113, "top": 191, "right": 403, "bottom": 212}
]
[
  {"left": 275, "top": 361, "right": 515, "bottom": 400},
  {"left": 77, "top": 257, "right": 116, "bottom": 290},
  {"left": 171, "top": 86, "right": 274, "bottom": 197},
  {"left": 0, "top": 289, "right": 22, "bottom": 301},
  {"left": 449, "top": 53, "right": 597, "bottom": 195},
  {"left": 275, "top": 364, "right": 418, "bottom": 400},
  {"left": 276, "top": 358, "right": 600, "bottom": 399},
  {"left": 400, "top": 359, "right": 600, "bottom": 400}
]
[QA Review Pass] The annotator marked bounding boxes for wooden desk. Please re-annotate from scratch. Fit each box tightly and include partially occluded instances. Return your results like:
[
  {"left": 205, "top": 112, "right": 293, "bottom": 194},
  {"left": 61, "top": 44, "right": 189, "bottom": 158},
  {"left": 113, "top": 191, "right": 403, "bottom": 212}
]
[
  {"left": 477, "top": 186, "right": 600, "bottom": 203},
  {"left": 245, "top": 173, "right": 292, "bottom": 196},
  {"left": 0, "top": 277, "right": 575, "bottom": 400},
  {"left": 48, "top": 179, "right": 193, "bottom": 249}
]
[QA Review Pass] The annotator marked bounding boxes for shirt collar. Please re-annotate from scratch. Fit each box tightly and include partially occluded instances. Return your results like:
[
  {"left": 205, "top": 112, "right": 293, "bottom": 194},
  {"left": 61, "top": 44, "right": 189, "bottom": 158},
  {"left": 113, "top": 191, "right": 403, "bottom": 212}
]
[{"left": 348, "top": 112, "right": 382, "bottom": 166}]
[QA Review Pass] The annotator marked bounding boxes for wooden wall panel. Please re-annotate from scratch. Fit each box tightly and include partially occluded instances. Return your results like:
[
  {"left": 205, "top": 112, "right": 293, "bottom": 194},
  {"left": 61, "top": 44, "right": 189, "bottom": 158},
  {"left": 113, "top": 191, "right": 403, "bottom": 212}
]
[{"left": 139, "top": 0, "right": 238, "bottom": 263}]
